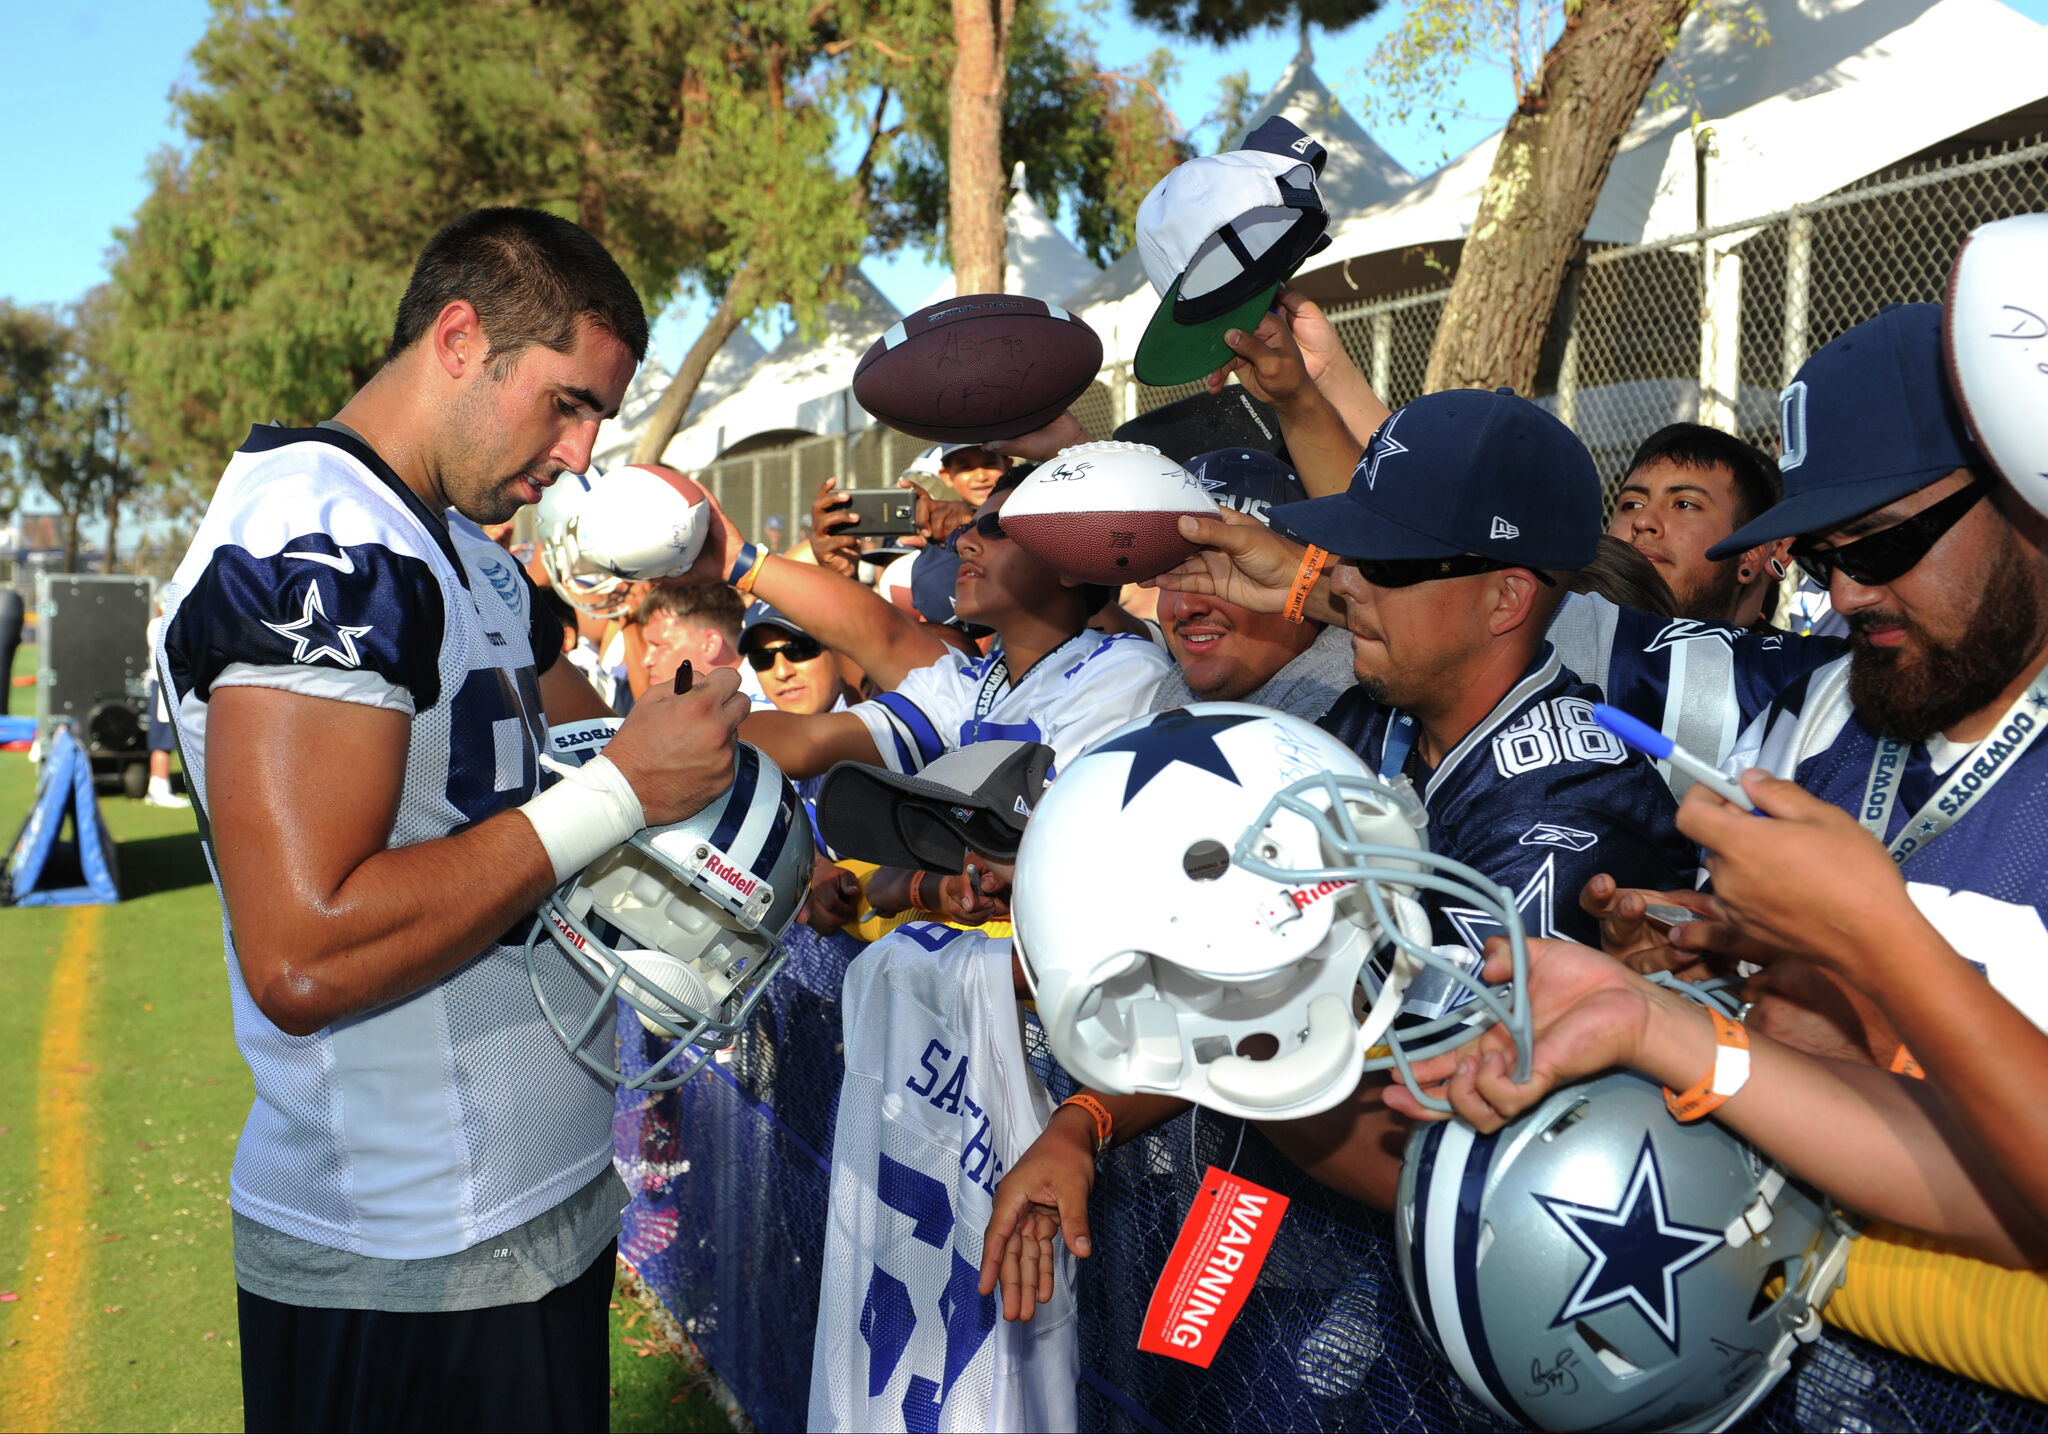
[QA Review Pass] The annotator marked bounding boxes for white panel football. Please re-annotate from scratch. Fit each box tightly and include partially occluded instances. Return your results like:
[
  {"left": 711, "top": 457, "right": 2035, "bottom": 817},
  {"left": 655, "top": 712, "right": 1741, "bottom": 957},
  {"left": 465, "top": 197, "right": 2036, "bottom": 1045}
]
[
  {"left": 1002, "top": 441, "right": 1221, "bottom": 584},
  {"left": 1945, "top": 213, "right": 2048, "bottom": 518}
]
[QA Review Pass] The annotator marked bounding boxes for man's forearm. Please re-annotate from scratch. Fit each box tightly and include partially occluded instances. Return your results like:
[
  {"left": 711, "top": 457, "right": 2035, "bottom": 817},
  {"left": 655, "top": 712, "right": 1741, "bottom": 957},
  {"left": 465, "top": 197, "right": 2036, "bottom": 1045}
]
[
  {"left": 1271, "top": 387, "right": 1366, "bottom": 499},
  {"left": 224, "top": 809, "right": 557, "bottom": 1037},
  {"left": 749, "top": 555, "right": 947, "bottom": 690}
]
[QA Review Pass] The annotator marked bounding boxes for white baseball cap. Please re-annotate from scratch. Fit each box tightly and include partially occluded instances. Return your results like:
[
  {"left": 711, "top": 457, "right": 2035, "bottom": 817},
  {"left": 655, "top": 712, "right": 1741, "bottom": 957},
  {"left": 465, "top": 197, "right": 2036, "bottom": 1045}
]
[{"left": 1134, "top": 117, "right": 1332, "bottom": 386}]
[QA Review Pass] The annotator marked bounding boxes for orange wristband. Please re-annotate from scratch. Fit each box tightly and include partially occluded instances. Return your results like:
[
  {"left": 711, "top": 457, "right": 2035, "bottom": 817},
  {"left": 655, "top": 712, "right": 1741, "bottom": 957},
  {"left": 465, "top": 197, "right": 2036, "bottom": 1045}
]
[
  {"left": 1061, "top": 1093, "right": 1113, "bottom": 1154},
  {"left": 1890, "top": 1044, "right": 1926, "bottom": 1080},
  {"left": 1663, "top": 1006, "right": 1751, "bottom": 1122},
  {"left": 1284, "top": 544, "right": 1329, "bottom": 625}
]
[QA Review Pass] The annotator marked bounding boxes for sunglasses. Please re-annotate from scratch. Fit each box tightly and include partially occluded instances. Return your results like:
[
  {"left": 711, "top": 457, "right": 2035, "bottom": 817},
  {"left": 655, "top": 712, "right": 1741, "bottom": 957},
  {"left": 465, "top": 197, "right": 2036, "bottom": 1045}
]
[
  {"left": 1790, "top": 482, "right": 1986, "bottom": 588},
  {"left": 1352, "top": 553, "right": 1558, "bottom": 589},
  {"left": 944, "top": 512, "right": 1009, "bottom": 555},
  {"left": 744, "top": 634, "right": 827, "bottom": 671}
]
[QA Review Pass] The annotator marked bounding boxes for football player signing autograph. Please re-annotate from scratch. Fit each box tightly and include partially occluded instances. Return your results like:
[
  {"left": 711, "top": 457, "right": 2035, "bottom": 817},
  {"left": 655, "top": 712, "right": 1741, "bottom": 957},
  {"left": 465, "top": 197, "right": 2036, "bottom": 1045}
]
[{"left": 156, "top": 209, "right": 750, "bottom": 1431}]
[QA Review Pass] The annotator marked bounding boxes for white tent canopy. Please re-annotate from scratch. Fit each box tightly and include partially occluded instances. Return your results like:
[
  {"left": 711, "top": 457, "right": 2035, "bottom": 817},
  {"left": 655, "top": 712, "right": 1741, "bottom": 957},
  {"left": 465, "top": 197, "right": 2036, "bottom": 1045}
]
[
  {"left": 1295, "top": 0, "right": 2048, "bottom": 296},
  {"left": 916, "top": 165, "right": 1105, "bottom": 309}
]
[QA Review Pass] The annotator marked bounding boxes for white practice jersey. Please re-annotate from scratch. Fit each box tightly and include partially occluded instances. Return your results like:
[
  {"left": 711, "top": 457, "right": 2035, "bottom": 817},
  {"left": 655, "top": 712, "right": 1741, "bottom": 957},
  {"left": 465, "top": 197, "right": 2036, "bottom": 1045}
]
[
  {"left": 157, "top": 425, "right": 614, "bottom": 1260},
  {"left": 850, "top": 629, "right": 1169, "bottom": 776},
  {"left": 810, "top": 925, "right": 1078, "bottom": 1434}
]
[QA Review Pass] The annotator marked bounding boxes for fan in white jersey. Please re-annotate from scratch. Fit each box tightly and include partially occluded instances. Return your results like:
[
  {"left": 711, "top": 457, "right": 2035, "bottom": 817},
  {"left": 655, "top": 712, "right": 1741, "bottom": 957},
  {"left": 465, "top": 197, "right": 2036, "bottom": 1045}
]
[
  {"left": 155, "top": 207, "right": 755, "bottom": 1433},
  {"left": 669, "top": 464, "right": 1171, "bottom": 782}
]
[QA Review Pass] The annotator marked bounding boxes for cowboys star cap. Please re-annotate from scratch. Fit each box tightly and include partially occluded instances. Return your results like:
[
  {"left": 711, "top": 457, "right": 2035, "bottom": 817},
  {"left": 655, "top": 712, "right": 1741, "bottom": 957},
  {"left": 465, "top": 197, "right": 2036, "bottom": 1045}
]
[
  {"left": 1269, "top": 388, "right": 1601, "bottom": 571},
  {"left": 1185, "top": 448, "right": 1308, "bottom": 531},
  {"left": 1134, "top": 116, "right": 1331, "bottom": 387},
  {"left": 1706, "top": 304, "right": 1980, "bottom": 559},
  {"left": 815, "top": 740, "right": 1055, "bottom": 871}
]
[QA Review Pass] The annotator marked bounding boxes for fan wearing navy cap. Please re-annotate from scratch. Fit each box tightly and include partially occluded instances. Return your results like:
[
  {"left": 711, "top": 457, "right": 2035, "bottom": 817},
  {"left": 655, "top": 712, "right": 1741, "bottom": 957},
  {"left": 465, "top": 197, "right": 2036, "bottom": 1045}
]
[
  {"left": 1148, "top": 448, "right": 1354, "bottom": 720},
  {"left": 738, "top": 600, "right": 849, "bottom": 718}
]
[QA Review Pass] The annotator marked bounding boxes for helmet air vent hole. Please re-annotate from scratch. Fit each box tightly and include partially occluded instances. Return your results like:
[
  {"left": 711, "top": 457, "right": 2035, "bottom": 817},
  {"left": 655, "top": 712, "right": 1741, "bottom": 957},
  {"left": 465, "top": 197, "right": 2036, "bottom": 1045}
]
[
  {"left": 1748, "top": 1259, "right": 1789, "bottom": 1322},
  {"left": 1541, "top": 1098, "right": 1591, "bottom": 1143},
  {"left": 1192, "top": 1035, "right": 1233, "bottom": 1065},
  {"left": 1574, "top": 1323, "right": 1643, "bottom": 1378},
  {"left": 1234, "top": 1032, "right": 1279, "bottom": 1061},
  {"left": 1183, "top": 839, "right": 1231, "bottom": 882}
]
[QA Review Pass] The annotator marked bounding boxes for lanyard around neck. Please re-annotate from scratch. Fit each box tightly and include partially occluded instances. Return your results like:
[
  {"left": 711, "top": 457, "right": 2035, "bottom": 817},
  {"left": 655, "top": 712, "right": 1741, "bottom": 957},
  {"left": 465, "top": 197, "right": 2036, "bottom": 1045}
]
[{"left": 1857, "top": 668, "right": 2048, "bottom": 864}]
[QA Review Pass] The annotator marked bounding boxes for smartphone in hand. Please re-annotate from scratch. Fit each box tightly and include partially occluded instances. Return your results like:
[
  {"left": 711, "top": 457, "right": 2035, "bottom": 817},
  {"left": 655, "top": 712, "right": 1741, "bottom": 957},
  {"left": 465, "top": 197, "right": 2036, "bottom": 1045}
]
[{"left": 839, "top": 490, "right": 919, "bottom": 537}]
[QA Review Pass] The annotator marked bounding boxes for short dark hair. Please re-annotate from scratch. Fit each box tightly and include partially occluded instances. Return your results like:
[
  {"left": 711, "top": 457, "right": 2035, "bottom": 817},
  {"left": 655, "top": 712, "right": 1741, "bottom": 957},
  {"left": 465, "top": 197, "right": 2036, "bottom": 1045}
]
[
  {"left": 388, "top": 207, "right": 649, "bottom": 371},
  {"left": 1624, "top": 423, "right": 1779, "bottom": 529},
  {"left": 634, "top": 583, "right": 745, "bottom": 643}
]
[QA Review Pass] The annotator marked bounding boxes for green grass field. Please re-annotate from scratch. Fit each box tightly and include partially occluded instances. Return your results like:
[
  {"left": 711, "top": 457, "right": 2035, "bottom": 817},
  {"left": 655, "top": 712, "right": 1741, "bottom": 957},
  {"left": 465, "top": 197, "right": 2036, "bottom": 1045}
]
[{"left": 0, "top": 643, "right": 727, "bottom": 1432}]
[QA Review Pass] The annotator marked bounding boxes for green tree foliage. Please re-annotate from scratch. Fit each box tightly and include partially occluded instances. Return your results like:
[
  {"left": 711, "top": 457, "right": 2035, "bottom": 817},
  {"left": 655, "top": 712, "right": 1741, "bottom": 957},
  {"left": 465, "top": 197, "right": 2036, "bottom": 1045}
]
[
  {"left": 1128, "top": 0, "right": 1384, "bottom": 47},
  {"left": 0, "top": 295, "right": 144, "bottom": 572}
]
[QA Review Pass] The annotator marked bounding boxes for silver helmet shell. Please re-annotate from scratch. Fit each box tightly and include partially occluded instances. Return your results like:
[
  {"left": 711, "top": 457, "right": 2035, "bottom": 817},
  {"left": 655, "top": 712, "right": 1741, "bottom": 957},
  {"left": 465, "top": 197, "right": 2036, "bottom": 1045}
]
[
  {"left": 526, "top": 723, "right": 813, "bottom": 1090},
  {"left": 1395, "top": 1039, "right": 1855, "bottom": 1432}
]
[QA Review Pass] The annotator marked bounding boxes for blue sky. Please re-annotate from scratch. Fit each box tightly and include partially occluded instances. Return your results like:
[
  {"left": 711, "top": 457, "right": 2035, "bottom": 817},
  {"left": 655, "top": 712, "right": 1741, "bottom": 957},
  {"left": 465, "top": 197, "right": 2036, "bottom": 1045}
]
[{"left": 0, "top": 1, "right": 1514, "bottom": 362}]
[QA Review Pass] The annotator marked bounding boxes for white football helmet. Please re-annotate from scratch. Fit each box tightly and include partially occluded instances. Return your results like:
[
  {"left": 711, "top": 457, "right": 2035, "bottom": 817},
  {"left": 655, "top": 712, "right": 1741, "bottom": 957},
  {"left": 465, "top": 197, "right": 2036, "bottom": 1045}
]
[
  {"left": 524, "top": 720, "right": 813, "bottom": 1090},
  {"left": 1012, "top": 704, "right": 1532, "bottom": 1120},
  {"left": 537, "top": 464, "right": 712, "bottom": 618},
  {"left": 1945, "top": 213, "right": 2048, "bottom": 518}
]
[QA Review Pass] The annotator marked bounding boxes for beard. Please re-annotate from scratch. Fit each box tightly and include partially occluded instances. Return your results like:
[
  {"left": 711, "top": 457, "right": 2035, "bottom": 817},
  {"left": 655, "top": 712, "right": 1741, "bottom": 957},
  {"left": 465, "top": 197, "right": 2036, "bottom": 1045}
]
[
  {"left": 1849, "top": 531, "right": 2047, "bottom": 741},
  {"left": 1671, "top": 559, "right": 1744, "bottom": 625}
]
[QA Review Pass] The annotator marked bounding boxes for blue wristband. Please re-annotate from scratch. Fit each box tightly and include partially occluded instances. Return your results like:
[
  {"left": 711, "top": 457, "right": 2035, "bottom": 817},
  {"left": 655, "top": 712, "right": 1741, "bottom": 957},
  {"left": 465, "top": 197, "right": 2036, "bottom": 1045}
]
[{"left": 726, "top": 542, "right": 763, "bottom": 589}]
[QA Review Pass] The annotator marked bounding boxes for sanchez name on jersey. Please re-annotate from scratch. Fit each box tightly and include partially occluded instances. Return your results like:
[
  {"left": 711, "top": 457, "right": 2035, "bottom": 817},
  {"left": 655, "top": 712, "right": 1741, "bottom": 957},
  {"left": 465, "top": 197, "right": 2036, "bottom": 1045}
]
[
  {"left": 157, "top": 425, "right": 608, "bottom": 1261},
  {"left": 1729, "top": 654, "right": 2048, "bottom": 1029},
  {"left": 1318, "top": 645, "right": 1697, "bottom": 951},
  {"left": 811, "top": 924, "right": 1078, "bottom": 1433},
  {"left": 850, "top": 629, "right": 1170, "bottom": 776}
]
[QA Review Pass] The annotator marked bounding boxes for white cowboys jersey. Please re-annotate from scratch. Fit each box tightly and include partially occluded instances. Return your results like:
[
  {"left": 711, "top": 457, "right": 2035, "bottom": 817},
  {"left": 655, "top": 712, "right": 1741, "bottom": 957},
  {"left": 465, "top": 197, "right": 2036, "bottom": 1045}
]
[
  {"left": 850, "top": 629, "right": 1169, "bottom": 775},
  {"left": 810, "top": 925, "right": 1078, "bottom": 1433},
  {"left": 157, "top": 425, "right": 613, "bottom": 1260}
]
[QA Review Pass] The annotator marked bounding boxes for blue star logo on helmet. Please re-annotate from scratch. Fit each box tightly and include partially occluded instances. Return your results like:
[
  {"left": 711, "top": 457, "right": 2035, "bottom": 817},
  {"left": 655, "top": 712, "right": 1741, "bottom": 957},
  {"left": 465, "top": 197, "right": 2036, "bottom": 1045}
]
[
  {"left": 1535, "top": 1134, "right": 1723, "bottom": 1352},
  {"left": 1358, "top": 410, "right": 1409, "bottom": 490},
  {"left": 1090, "top": 708, "right": 1258, "bottom": 808}
]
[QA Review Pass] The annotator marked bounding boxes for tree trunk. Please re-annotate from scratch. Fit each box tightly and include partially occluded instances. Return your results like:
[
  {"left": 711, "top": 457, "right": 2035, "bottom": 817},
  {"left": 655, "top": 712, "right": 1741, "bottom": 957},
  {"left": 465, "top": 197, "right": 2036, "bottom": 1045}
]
[
  {"left": 61, "top": 508, "right": 80, "bottom": 574},
  {"left": 629, "top": 275, "right": 759, "bottom": 467},
  {"left": 102, "top": 489, "right": 120, "bottom": 574},
  {"left": 948, "top": 0, "right": 1015, "bottom": 295},
  {"left": 1423, "top": 0, "right": 1694, "bottom": 394}
]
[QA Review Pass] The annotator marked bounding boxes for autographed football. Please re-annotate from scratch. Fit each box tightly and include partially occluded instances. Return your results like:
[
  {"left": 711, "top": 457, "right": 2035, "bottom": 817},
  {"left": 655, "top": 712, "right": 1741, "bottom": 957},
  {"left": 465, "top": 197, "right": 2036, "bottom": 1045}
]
[
  {"left": 1945, "top": 213, "right": 2048, "bottom": 519},
  {"left": 1001, "top": 442, "right": 1220, "bottom": 585},
  {"left": 541, "top": 463, "right": 712, "bottom": 597},
  {"left": 853, "top": 295, "right": 1104, "bottom": 443}
]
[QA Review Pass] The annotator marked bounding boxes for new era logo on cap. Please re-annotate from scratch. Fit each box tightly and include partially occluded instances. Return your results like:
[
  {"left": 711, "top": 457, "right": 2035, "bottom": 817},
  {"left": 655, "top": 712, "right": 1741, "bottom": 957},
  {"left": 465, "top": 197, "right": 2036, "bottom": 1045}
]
[{"left": 1490, "top": 516, "right": 1520, "bottom": 540}]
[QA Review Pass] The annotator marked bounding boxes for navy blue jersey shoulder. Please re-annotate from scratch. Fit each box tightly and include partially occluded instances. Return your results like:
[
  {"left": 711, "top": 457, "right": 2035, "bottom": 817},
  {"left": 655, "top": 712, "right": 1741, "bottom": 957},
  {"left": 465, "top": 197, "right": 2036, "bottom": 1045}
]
[
  {"left": 1319, "top": 649, "right": 1693, "bottom": 948},
  {"left": 1605, "top": 607, "right": 1846, "bottom": 729}
]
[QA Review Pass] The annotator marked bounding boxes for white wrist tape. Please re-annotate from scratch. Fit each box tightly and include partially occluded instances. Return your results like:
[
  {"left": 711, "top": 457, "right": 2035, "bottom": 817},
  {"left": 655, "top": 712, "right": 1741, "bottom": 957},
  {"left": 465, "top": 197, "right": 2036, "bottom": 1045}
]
[{"left": 519, "top": 753, "right": 646, "bottom": 883}]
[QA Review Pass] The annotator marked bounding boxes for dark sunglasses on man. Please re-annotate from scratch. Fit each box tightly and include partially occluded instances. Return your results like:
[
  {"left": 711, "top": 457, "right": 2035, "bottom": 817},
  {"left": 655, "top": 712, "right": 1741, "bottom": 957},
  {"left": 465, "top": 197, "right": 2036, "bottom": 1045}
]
[
  {"left": 1790, "top": 479, "right": 1987, "bottom": 588},
  {"left": 944, "top": 512, "right": 1008, "bottom": 556},
  {"left": 744, "top": 634, "right": 828, "bottom": 671},
  {"left": 1350, "top": 553, "right": 1557, "bottom": 589}
]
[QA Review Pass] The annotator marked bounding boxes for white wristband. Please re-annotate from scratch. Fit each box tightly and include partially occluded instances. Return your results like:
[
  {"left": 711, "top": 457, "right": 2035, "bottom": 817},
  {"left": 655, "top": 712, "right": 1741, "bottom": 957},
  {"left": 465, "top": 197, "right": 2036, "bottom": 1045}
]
[{"left": 519, "top": 754, "right": 646, "bottom": 883}]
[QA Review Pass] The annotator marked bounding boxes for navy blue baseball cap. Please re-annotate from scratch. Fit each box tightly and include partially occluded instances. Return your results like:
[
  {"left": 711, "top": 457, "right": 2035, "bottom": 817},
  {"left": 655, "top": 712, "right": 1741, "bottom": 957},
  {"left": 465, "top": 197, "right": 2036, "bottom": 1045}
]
[
  {"left": 739, "top": 600, "right": 810, "bottom": 649},
  {"left": 1186, "top": 448, "right": 1307, "bottom": 530},
  {"left": 910, "top": 544, "right": 994, "bottom": 638},
  {"left": 1707, "top": 304, "right": 1980, "bottom": 559},
  {"left": 1268, "top": 388, "right": 1601, "bottom": 570}
]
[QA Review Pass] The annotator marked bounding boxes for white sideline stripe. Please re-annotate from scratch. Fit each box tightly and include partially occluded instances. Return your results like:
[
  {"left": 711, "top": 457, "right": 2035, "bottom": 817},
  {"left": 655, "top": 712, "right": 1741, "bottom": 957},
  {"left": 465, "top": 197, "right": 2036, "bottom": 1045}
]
[{"left": 1423, "top": 1121, "right": 1515, "bottom": 1425}]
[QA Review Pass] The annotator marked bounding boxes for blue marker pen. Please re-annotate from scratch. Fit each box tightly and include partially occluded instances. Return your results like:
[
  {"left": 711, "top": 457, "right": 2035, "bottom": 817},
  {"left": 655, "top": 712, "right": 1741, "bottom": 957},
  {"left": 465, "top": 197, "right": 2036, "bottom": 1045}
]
[{"left": 1592, "top": 704, "right": 1763, "bottom": 814}]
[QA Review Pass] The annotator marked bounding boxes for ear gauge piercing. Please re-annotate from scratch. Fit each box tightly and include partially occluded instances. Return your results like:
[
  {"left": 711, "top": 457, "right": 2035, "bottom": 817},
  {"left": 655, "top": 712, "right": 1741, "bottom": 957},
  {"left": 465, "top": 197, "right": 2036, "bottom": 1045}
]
[
  {"left": 1740, "top": 569, "right": 1754, "bottom": 581},
  {"left": 1768, "top": 558, "right": 1789, "bottom": 580}
]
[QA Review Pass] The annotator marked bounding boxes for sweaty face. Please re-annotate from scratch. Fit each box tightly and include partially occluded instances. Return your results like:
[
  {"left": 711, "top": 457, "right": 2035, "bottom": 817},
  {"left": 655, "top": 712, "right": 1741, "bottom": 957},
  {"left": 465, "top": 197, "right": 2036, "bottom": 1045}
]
[
  {"left": 441, "top": 318, "right": 636, "bottom": 525},
  {"left": 750, "top": 636, "right": 844, "bottom": 716},
  {"left": 1327, "top": 562, "right": 1493, "bottom": 710},
  {"left": 1609, "top": 458, "right": 1748, "bottom": 622},
  {"left": 1821, "top": 474, "right": 2048, "bottom": 740},
  {"left": 1159, "top": 586, "right": 1317, "bottom": 701},
  {"left": 951, "top": 488, "right": 1074, "bottom": 625}
]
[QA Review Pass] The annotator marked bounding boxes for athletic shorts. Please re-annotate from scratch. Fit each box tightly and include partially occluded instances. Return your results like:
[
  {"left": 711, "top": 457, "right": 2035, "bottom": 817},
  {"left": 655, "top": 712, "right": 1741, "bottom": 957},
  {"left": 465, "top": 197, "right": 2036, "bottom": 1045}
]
[{"left": 236, "top": 1240, "right": 615, "bottom": 1433}]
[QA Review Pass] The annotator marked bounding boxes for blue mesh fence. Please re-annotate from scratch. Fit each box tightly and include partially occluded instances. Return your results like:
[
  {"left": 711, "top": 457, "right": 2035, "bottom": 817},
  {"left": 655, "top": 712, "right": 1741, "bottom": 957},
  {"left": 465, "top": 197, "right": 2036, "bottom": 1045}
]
[{"left": 613, "top": 932, "right": 2048, "bottom": 1433}]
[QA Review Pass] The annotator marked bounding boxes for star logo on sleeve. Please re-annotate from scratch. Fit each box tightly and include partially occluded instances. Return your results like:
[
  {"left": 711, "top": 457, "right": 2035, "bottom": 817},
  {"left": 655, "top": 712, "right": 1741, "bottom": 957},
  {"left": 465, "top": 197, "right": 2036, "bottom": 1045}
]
[
  {"left": 1536, "top": 1134, "right": 1723, "bottom": 1352},
  {"left": 1089, "top": 708, "right": 1257, "bottom": 808},
  {"left": 263, "top": 582, "right": 373, "bottom": 668},
  {"left": 1358, "top": 410, "right": 1409, "bottom": 490},
  {"left": 1440, "top": 852, "right": 1559, "bottom": 951}
]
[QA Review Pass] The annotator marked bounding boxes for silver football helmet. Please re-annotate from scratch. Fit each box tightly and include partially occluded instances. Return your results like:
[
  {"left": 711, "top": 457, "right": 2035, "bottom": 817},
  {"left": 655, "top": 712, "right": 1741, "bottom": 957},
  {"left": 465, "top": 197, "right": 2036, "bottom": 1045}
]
[
  {"left": 1011, "top": 704, "right": 1534, "bottom": 1120},
  {"left": 1395, "top": 992, "right": 1856, "bottom": 1432},
  {"left": 525, "top": 720, "right": 813, "bottom": 1090}
]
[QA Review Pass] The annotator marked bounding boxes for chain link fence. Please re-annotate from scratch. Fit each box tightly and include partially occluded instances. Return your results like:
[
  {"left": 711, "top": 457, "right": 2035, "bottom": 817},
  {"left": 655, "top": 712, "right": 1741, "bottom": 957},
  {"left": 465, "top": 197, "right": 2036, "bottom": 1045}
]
[{"left": 686, "top": 135, "right": 2048, "bottom": 546}]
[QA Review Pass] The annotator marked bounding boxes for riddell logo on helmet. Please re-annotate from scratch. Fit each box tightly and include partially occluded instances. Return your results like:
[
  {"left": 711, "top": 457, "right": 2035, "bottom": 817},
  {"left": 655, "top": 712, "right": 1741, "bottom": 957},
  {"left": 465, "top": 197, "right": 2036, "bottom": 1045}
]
[
  {"left": 1289, "top": 878, "right": 1356, "bottom": 912},
  {"left": 702, "top": 852, "right": 758, "bottom": 899},
  {"left": 548, "top": 911, "right": 588, "bottom": 951}
]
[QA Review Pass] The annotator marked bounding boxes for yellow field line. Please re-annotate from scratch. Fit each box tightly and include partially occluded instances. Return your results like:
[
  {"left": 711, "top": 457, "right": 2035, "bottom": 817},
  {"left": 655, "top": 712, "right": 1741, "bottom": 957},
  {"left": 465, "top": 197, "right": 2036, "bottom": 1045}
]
[{"left": 1, "top": 905, "right": 103, "bottom": 1434}]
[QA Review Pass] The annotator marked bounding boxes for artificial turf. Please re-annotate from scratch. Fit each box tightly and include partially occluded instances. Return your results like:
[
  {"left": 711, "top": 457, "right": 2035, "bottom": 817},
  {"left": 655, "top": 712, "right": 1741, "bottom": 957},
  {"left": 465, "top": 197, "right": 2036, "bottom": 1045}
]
[{"left": 0, "top": 641, "right": 728, "bottom": 1432}]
